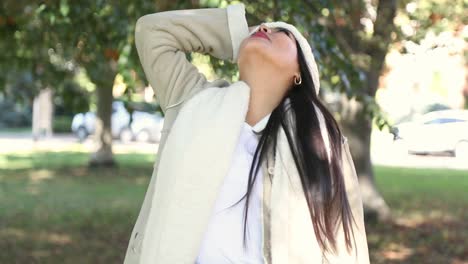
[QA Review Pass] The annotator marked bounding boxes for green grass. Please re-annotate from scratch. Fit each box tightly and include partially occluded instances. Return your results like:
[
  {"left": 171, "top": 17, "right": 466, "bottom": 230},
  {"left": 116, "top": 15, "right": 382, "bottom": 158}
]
[
  {"left": 0, "top": 152, "right": 467, "bottom": 263},
  {"left": 0, "top": 151, "right": 154, "bottom": 263},
  {"left": 0, "top": 150, "right": 155, "bottom": 169},
  {"left": 370, "top": 166, "right": 468, "bottom": 264},
  {"left": 375, "top": 166, "right": 468, "bottom": 210},
  {"left": 0, "top": 127, "right": 31, "bottom": 134}
]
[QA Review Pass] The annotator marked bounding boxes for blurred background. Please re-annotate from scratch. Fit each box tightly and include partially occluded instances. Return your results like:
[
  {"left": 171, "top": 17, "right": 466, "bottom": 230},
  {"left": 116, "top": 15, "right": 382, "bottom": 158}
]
[{"left": 0, "top": 0, "right": 467, "bottom": 263}]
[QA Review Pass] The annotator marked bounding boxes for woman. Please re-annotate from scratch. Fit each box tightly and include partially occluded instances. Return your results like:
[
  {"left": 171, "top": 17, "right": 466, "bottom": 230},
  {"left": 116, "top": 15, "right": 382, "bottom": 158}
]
[{"left": 124, "top": 3, "right": 370, "bottom": 264}]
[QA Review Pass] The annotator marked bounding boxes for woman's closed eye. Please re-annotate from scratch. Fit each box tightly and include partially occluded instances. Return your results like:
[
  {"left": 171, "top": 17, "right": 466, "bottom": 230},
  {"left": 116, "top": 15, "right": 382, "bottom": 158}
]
[
  {"left": 277, "top": 28, "right": 289, "bottom": 35},
  {"left": 276, "top": 28, "right": 293, "bottom": 39}
]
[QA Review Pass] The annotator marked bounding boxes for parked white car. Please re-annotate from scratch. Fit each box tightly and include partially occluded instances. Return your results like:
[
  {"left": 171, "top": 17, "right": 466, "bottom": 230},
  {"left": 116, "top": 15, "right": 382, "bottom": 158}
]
[
  {"left": 393, "top": 109, "right": 468, "bottom": 158},
  {"left": 71, "top": 101, "right": 164, "bottom": 143},
  {"left": 130, "top": 111, "right": 164, "bottom": 143},
  {"left": 71, "top": 101, "right": 131, "bottom": 142}
]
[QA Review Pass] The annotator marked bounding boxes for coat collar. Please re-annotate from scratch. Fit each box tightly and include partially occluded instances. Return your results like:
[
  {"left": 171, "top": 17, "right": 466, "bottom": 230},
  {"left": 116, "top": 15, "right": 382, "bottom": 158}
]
[
  {"left": 245, "top": 97, "right": 293, "bottom": 135},
  {"left": 245, "top": 112, "right": 272, "bottom": 134}
]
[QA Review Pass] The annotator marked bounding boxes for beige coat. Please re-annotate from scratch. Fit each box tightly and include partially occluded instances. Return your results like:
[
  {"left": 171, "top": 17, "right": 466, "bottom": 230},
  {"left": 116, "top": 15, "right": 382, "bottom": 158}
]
[{"left": 124, "top": 3, "right": 370, "bottom": 264}]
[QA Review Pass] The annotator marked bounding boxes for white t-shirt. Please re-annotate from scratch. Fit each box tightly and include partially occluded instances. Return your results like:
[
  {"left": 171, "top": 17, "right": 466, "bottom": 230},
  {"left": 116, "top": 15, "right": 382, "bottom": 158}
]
[{"left": 196, "top": 113, "right": 271, "bottom": 264}]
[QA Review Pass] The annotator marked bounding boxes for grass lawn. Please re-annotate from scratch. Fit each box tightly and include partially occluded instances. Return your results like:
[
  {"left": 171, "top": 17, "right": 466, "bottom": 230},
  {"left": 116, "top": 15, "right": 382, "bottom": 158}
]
[
  {"left": 0, "top": 127, "right": 31, "bottom": 134},
  {"left": 370, "top": 166, "right": 468, "bottom": 264},
  {"left": 0, "top": 151, "right": 467, "bottom": 263}
]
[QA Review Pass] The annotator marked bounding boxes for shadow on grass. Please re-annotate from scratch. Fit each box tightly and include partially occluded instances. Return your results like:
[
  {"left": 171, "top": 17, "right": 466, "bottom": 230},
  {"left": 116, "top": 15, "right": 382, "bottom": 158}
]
[
  {"left": 368, "top": 165, "right": 468, "bottom": 264},
  {"left": 0, "top": 151, "right": 155, "bottom": 263},
  {"left": 0, "top": 210, "right": 136, "bottom": 264},
  {"left": 366, "top": 211, "right": 467, "bottom": 264}
]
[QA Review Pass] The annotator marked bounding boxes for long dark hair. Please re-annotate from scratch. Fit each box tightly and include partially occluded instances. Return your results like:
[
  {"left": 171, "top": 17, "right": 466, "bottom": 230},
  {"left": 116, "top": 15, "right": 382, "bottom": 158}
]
[{"left": 228, "top": 29, "right": 358, "bottom": 257}]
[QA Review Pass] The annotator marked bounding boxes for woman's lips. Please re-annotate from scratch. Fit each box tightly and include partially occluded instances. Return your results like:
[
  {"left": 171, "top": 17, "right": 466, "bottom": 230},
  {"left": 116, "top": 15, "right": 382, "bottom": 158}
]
[{"left": 251, "top": 31, "right": 270, "bottom": 41}]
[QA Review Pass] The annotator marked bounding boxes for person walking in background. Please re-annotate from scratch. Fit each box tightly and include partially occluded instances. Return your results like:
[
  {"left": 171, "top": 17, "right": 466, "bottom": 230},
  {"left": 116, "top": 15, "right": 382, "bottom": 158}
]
[{"left": 124, "top": 3, "right": 370, "bottom": 263}]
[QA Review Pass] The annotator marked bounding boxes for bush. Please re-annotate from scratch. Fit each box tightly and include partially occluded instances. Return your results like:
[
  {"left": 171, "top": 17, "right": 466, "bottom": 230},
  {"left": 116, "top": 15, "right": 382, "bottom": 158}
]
[
  {"left": 0, "top": 100, "right": 31, "bottom": 128},
  {"left": 53, "top": 115, "right": 73, "bottom": 133}
]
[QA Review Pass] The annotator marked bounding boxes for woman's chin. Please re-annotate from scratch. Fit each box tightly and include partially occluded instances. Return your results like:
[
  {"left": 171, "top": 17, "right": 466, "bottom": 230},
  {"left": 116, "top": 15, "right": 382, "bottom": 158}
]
[
  {"left": 240, "top": 42, "right": 270, "bottom": 58},
  {"left": 245, "top": 37, "right": 270, "bottom": 47}
]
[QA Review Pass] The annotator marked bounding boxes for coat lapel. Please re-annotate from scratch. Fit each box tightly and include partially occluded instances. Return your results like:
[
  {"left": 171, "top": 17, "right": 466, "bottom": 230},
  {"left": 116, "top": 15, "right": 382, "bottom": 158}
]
[
  {"left": 268, "top": 103, "right": 325, "bottom": 263},
  {"left": 270, "top": 124, "right": 323, "bottom": 263},
  {"left": 139, "top": 81, "right": 251, "bottom": 263}
]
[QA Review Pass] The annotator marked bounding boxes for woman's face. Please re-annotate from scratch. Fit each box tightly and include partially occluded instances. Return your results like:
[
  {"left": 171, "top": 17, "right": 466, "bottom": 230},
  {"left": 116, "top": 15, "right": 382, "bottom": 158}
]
[{"left": 237, "top": 24, "right": 300, "bottom": 86}]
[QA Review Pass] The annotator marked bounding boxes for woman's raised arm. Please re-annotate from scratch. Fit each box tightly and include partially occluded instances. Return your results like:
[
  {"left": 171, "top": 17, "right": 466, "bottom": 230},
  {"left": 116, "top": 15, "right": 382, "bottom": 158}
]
[{"left": 134, "top": 4, "right": 249, "bottom": 113}]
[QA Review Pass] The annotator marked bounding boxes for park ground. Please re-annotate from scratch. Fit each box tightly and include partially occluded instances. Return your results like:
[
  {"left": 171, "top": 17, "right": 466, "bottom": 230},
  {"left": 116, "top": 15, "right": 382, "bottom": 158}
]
[{"left": 0, "top": 132, "right": 467, "bottom": 263}]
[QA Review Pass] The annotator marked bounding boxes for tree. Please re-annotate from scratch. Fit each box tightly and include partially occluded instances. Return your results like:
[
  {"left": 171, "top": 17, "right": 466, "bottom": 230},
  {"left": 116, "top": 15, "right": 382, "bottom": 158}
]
[
  {"left": 40, "top": 1, "right": 160, "bottom": 166},
  {"left": 1, "top": 1, "right": 155, "bottom": 166},
  {"left": 0, "top": 2, "right": 77, "bottom": 107}
]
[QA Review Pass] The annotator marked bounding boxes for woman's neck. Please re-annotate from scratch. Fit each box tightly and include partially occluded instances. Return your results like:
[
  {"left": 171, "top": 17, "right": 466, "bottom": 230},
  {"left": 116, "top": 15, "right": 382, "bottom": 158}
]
[{"left": 240, "top": 71, "right": 287, "bottom": 127}]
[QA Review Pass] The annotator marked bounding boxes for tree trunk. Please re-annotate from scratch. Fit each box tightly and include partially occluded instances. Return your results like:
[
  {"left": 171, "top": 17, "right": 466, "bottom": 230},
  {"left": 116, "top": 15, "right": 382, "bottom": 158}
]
[
  {"left": 335, "top": 0, "right": 397, "bottom": 222},
  {"left": 32, "top": 87, "right": 54, "bottom": 141},
  {"left": 463, "top": 70, "right": 468, "bottom": 109},
  {"left": 89, "top": 68, "right": 116, "bottom": 167},
  {"left": 339, "top": 35, "right": 394, "bottom": 222}
]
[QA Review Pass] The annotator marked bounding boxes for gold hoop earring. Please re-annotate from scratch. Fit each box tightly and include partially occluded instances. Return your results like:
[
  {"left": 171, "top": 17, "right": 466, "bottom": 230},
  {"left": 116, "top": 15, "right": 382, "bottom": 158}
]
[{"left": 294, "top": 75, "right": 302, "bottom": 85}]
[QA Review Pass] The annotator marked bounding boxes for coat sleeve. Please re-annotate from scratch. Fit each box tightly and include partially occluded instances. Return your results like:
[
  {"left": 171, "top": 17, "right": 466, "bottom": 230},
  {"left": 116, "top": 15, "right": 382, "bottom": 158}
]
[{"left": 134, "top": 4, "right": 249, "bottom": 113}]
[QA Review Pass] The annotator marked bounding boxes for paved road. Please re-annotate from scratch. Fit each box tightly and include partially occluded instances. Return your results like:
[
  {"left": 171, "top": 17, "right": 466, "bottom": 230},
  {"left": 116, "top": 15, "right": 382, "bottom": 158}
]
[
  {"left": 1, "top": 131, "right": 467, "bottom": 170},
  {"left": 0, "top": 132, "right": 158, "bottom": 155}
]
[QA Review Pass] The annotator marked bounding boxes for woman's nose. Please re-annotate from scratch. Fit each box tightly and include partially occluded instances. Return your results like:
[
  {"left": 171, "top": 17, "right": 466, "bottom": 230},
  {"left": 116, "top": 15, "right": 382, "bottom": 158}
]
[{"left": 259, "top": 24, "right": 270, "bottom": 34}]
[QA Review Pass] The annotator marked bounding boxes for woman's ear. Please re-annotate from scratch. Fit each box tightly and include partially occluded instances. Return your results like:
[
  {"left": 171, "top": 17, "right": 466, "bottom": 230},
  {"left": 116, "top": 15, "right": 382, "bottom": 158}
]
[
  {"left": 292, "top": 73, "right": 302, "bottom": 86},
  {"left": 294, "top": 73, "right": 301, "bottom": 80}
]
